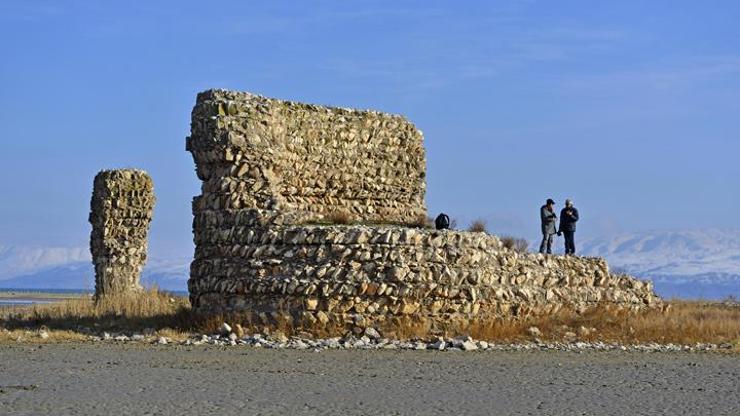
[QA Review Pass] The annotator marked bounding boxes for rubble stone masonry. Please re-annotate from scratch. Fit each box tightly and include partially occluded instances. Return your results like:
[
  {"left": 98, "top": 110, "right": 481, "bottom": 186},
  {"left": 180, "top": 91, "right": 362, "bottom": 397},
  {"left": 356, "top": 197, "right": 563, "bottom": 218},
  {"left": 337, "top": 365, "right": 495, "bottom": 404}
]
[
  {"left": 186, "top": 89, "right": 426, "bottom": 225},
  {"left": 187, "top": 90, "right": 659, "bottom": 328},
  {"left": 89, "top": 169, "right": 155, "bottom": 297}
]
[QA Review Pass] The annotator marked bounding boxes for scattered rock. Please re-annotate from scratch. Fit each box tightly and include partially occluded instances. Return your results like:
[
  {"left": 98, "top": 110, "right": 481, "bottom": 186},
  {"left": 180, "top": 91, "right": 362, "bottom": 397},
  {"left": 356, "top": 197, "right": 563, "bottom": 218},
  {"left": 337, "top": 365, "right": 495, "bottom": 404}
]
[
  {"left": 461, "top": 340, "right": 478, "bottom": 351},
  {"left": 271, "top": 331, "right": 289, "bottom": 343},
  {"left": 527, "top": 327, "right": 542, "bottom": 337},
  {"left": 220, "top": 323, "right": 232, "bottom": 335},
  {"left": 364, "top": 327, "right": 381, "bottom": 340},
  {"left": 429, "top": 340, "right": 446, "bottom": 351}
]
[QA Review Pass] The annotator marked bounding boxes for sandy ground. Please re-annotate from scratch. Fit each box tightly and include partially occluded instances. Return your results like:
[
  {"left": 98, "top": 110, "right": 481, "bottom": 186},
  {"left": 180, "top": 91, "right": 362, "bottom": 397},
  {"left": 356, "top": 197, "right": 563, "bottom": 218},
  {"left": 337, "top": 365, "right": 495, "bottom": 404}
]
[{"left": 0, "top": 344, "right": 737, "bottom": 416}]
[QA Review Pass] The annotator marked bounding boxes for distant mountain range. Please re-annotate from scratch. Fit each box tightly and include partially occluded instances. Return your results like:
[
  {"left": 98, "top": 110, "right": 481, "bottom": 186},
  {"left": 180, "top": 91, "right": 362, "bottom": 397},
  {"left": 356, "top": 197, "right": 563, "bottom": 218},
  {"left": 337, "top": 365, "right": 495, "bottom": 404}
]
[
  {"left": 0, "top": 245, "right": 89, "bottom": 280},
  {"left": 0, "top": 245, "right": 189, "bottom": 292},
  {"left": 1, "top": 228, "right": 738, "bottom": 299},
  {"left": 578, "top": 229, "right": 740, "bottom": 299}
]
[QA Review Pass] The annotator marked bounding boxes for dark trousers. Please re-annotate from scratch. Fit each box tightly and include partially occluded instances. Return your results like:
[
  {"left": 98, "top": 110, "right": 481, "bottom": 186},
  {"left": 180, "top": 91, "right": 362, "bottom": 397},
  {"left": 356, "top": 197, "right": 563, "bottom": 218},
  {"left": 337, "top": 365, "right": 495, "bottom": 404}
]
[{"left": 563, "top": 231, "right": 576, "bottom": 254}]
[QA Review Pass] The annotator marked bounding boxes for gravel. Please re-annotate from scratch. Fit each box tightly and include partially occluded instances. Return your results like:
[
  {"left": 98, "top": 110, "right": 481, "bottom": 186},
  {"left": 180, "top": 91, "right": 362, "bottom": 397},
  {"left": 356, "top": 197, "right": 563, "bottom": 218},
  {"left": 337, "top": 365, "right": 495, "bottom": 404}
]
[{"left": 76, "top": 327, "right": 736, "bottom": 353}]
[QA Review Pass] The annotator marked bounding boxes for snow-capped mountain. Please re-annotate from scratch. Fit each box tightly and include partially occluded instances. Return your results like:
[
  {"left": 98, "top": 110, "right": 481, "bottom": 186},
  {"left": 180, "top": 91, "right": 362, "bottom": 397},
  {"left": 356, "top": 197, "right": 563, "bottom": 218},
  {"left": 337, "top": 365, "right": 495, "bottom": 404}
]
[
  {"left": 579, "top": 229, "right": 740, "bottom": 299},
  {"left": 0, "top": 245, "right": 89, "bottom": 279},
  {"left": 0, "top": 244, "right": 189, "bottom": 291},
  {"left": 580, "top": 229, "right": 740, "bottom": 276}
]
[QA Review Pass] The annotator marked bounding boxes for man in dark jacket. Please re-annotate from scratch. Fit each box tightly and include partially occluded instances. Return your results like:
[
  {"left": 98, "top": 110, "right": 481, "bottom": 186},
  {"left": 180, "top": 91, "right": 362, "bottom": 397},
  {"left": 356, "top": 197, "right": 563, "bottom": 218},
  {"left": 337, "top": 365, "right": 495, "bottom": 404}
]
[
  {"left": 539, "top": 199, "right": 558, "bottom": 254},
  {"left": 558, "top": 199, "right": 580, "bottom": 255}
]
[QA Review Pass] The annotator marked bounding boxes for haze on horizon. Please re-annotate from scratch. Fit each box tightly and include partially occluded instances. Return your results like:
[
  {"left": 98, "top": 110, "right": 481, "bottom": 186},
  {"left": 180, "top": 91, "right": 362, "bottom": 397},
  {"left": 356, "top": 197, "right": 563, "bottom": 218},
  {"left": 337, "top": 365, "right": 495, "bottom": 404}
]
[{"left": 1, "top": 1, "right": 738, "bottom": 259}]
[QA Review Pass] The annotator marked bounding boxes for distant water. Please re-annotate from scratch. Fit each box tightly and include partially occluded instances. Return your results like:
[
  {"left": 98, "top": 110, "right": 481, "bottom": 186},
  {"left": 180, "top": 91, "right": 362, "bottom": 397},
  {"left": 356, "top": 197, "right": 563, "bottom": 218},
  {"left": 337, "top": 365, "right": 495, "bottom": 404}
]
[
  {"left": 0, "top": 288, "right": 85, "bottom": 307},
  {"left": 0, "top": 288, "right": 91, "bottom": 295},
  {"left": 0, "top": 299, "right": 55, "bottom": 307},
  {"left": 0, "top": 288, "right": 188, "bottom": 296},
  {"left": 0, "top": 288, "right": 187, "bottom": 307}
]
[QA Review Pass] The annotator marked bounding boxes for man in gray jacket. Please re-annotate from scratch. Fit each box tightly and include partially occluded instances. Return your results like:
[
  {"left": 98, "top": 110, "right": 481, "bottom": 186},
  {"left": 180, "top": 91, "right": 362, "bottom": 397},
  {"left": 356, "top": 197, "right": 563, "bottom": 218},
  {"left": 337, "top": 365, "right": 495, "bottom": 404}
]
[{"left": 539, "top": 198, "right": 558, "bottom": 254}]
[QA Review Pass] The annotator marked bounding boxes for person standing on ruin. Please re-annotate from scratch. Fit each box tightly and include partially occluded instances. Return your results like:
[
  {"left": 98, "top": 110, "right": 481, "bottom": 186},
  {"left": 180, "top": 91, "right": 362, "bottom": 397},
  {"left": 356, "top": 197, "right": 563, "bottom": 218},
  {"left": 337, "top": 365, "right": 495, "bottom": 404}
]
[
  {"left": 558, "top": 198, "right": 580, "bottom": 255},
  {"left": 539, "top": 199, "right": 558, "bottom": 254}
]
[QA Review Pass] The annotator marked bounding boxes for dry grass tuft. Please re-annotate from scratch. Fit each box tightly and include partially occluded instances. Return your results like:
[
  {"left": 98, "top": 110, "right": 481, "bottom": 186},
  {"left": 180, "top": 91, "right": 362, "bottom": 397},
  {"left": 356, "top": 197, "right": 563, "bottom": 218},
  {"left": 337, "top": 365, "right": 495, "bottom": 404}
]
[
  {"left": 0, "top": 328, "right": 89, "bottom": 344},
  {"left": 449, "top": 218, "right": 458, "bottom": 230},
  {"left": 325, "top": 210, "right": 352, "bottom": 225},
  {"left": 467, "top": 219, "right": 488, "bottom": 233},
  {"left": 500, "top": 235, "right": 530, "bottom": 253},
  {"left": 411, "top": 214, "right": 434, "bottom": 229}
]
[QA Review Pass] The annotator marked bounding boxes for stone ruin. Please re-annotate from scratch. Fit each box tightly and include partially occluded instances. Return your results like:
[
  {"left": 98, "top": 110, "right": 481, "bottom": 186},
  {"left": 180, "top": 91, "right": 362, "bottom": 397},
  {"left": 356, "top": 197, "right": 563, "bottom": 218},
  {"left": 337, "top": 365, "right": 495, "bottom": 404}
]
[
  {"left": 89, "top": 169, "right": 155, "bottom": 297},
  {"left": 187, "top": 89, "right": 660, "bottom": 329}
]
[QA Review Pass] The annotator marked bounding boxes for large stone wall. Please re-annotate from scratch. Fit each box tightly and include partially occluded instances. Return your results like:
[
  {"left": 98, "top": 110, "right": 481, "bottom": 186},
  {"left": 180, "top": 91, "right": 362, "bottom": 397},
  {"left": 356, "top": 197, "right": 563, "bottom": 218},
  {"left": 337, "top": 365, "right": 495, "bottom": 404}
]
[
  {"left": 187, "top": 90, "right": 660, "bottom": 328},
  {"left": 186, "top": 89, "right": 426, "bottom": 225},
  {"left": 89, "top": 169, "right": 155, "bottom": 297},
  {"left": 189, "top": 210, "right": 659, "bottom": 327}
]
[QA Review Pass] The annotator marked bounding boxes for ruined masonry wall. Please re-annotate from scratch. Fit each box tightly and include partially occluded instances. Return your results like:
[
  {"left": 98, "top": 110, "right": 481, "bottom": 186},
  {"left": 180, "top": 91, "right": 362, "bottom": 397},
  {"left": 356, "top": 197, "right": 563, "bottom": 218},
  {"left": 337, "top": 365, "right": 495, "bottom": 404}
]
[
  {"left": 187, "top": 89, "right": 660, "bottom": 327},
  {"left": 186, "top": 89, "right": 427, "bottom": 225},
  {"left": 89, "top": 169, "right": 155, "bottom": 297},
  {"left": 189, "top": 209, "right": 659, "bottom": 326}
]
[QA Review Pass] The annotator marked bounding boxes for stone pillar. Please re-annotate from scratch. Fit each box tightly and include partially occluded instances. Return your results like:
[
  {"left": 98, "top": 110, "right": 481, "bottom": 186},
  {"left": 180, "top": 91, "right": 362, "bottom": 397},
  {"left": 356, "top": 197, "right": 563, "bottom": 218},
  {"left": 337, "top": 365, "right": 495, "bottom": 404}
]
[{"left": 89, "top": 169, "right": 155, "bottom": 297}]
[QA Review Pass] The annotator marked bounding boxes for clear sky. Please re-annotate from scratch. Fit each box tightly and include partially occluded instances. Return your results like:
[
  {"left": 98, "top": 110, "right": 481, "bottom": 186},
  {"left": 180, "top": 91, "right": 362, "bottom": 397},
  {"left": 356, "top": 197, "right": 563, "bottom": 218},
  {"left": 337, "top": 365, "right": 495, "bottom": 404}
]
[{"left": 1, "top": 1, "right": 738, "bottom": 258}]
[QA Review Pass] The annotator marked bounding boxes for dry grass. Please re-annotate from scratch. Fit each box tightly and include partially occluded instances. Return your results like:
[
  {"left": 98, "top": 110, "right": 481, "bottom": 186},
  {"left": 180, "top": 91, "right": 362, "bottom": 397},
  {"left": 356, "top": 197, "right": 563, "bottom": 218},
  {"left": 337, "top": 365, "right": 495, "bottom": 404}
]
[
  {"left": 465, "top": 301, "right": 739, "bottom": 347},
  {"left": 325, "top": 210, "right": 352, "bottom": 225},
  {"left": 0, "top": 328, "right": 89, "bottom": 344},
  {"left": 192, "top": 301, "right": 739, "bottom": 349},
  {"left": 500, "top": 235, "right": 530, "bottom": 253},
  {"left": 1, "top": 291, "right": 737, "bottom": 350},
  {"left": 467, "top": 219, "right": 488, "bottom": 233},
  {"left": 0, "top": 288, "right": 192, "bottom": 341},
  {"left": 411, "top": 214, "right": 434, "bottom": 229}
]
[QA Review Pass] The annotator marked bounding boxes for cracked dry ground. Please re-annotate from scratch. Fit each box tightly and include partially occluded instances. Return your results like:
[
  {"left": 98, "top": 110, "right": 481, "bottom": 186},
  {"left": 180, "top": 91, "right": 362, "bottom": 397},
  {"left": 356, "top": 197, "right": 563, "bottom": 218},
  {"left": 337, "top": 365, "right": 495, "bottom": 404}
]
[{"left": 0, "top": 344, "right": 737, "bottom": 415}]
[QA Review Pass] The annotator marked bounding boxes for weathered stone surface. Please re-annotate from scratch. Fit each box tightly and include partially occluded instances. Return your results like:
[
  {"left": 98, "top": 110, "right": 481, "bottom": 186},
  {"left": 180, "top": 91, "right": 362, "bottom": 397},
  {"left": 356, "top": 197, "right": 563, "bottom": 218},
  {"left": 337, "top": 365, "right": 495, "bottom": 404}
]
[
  {"left": 89, "top": 169, "right": 155, "bottom": 297},
  {"left": 186, "top": 89, "right": 660, "bottom": 333},
  {"left": 186, "top": 89, "right": 426, "bottom": 225}
]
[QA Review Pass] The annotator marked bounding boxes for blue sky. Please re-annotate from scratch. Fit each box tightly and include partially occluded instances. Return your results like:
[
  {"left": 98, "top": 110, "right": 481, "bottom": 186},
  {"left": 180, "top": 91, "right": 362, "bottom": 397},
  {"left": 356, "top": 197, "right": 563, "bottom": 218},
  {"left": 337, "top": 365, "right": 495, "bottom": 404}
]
[{"left": 1, "top": 1, "right": 738, "bottom": 258}]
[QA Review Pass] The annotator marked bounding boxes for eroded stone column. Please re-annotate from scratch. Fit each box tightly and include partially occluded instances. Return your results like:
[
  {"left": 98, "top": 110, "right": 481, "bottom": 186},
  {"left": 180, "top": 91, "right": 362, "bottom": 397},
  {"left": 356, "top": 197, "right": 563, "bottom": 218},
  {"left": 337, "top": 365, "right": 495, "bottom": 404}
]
[{"left": 89, "top": 169, "right": 155, "bottom": 297}]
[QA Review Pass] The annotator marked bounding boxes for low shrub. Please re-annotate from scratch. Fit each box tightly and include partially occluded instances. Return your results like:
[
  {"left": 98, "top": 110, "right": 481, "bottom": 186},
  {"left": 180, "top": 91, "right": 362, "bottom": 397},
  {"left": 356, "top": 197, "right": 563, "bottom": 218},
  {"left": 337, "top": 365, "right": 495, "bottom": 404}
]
[
  {"left": 411, "top": 214, "right": 434, "bottom": 229},
  {"left": 467, "top": 219, "right": 488, "bottom": 233},
  {"left": 500, "top": 235, "right": 529, "bottom": 253}
]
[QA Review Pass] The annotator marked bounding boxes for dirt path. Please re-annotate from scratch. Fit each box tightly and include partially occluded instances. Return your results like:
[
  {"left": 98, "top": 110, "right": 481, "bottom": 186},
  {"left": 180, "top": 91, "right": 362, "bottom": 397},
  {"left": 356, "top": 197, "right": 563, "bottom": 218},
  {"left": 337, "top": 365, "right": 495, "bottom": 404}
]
[{"left": 0, "top": 344, "right": 737, "bottom": 415}]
